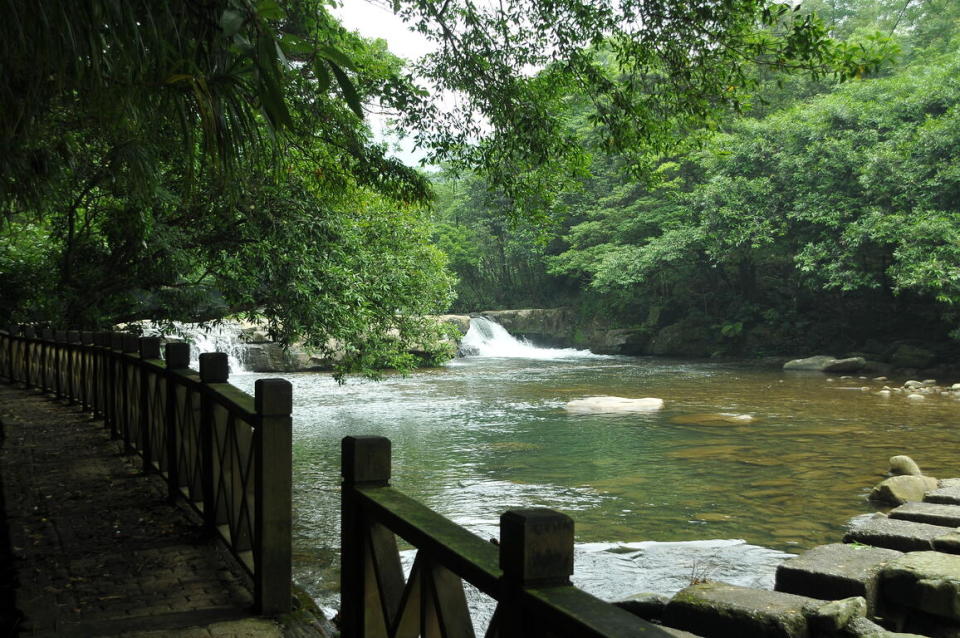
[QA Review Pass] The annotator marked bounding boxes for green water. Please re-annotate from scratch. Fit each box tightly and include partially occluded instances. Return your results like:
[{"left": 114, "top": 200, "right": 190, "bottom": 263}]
[{"left": 231, "top": 355, "right": 960, "bottom": 606}]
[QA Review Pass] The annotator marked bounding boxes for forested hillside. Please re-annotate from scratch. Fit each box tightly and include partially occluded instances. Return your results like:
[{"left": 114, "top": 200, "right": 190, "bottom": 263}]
[{"left": 432, "top": 0, "right": 960, "bottom": 358}]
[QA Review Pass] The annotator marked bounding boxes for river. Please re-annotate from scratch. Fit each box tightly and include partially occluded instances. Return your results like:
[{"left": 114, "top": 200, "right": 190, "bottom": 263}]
[{"left": 224, "top": 318, "right": 960, "bottom": 614}]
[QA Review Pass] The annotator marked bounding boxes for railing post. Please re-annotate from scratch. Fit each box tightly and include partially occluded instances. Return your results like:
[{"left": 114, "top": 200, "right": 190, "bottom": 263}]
[
  {"left": 199, "top": 352, "right": 229, "bottom": 532},
  {"left": 54, "top": 330, "right": 67, "bottom": 399},
  {"left": 94, "top": 332, "right": 112, "bottom": 420},
  {"left": 341, "top": 435, "right": 392, "bottom": 638},
  {"left": 66, "top": 330, "right": 80, "bottom": 404},
  {"left": 164, "top": 342, "right": 190, "bottom": 503},
  {"left": 121, "top": 334, "right": 140, "bottom": 452},
  {"left": 254, "top": 378, "right": 293, "bottom": 615},
  {"left": 139, "top": 337, "right": 162, "bottom": 472},
  {"left": 23, "top": 326, "right": 37, "bottom": 389},
  {"left": 108, "top": 333, "right": 123, "bottom": 439},
  {"left": 6, "top": 325, "right": 18, "bottom": 384},
  {"left": 498, "top": 508, "right": 575, "bottom": 638},
  {"left": 80, "top": 332, "right": 94, "bottom": 409}
]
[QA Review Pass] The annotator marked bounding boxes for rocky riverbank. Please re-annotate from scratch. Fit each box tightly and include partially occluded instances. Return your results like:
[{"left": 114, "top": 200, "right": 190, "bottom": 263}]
[{"left": 616, "top": 456, "right": 960, "bottom": 638}]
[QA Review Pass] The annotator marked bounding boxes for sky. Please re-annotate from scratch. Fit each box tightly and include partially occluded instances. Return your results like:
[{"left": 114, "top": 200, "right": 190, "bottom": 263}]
[{"left": 331, "top": 1, "right": 436, "bottom": 165}]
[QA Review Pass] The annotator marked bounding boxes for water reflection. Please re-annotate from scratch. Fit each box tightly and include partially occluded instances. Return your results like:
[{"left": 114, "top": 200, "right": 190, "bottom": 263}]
[{"left": 230, "top": 356, "right": 960, "bottom": 610}]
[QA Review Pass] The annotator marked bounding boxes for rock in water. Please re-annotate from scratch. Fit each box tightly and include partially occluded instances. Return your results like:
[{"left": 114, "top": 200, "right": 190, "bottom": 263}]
[
  {"left": 783, "top": 355, "right": 865, "bottom": 372},
  {"left": 869, "top": 475, "right": 939, "bottom": 505},
  {"left": 564, "top": 396, "right": 664, "bottom": 414},
  {"left": 889, "top": 455, "right": 923, "bottom": 477}
]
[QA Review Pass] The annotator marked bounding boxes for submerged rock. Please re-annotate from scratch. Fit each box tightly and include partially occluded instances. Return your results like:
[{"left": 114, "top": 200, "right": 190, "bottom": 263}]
[
  {"left": 670, "top": 413, "right": 757, "bottom": 426},
  {"left": 783, "top": 355, "right": 866, "bottom": 372},
  {"left": 564, "top": 396, "right": 664, "bottom": 413}
]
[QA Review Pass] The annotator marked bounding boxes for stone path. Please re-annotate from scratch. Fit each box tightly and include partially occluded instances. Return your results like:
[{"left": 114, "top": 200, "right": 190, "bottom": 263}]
[{"left": 0, "top": 384, "right": 311, "bottom": 637}]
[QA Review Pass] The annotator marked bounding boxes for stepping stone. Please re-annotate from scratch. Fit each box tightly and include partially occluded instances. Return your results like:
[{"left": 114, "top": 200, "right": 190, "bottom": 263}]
[
  {"left": 925, "top": 480, "right": 960, "bottom": 506},
  {"left": 775, "top": 543, "right": 902, "bottom": 614},
  {"left": 890, "top": 501, "right": 960, "bottom": 527},
  {"left": 843, "top": 515, "right": 958, "bottom": 552},
  {"left": 663, "top": 582, "right": 817, "bottom": 638},
  {"left": 881, "top": 551, "right": 960, "bottom": 621}
]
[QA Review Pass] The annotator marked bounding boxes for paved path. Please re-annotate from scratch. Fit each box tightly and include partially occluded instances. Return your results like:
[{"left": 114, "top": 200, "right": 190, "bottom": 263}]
[{"left": 0, "top": 384, "right": 312, "bottom": 637}]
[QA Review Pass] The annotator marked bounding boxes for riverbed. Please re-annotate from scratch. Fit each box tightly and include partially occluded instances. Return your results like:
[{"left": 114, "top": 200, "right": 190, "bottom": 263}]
[{"left": 227, "top": 326, "right": 960, "bottom": 612}]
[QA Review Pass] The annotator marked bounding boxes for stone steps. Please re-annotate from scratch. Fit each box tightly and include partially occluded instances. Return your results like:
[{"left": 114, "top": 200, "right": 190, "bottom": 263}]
[
  {"left": 842, "top": 514, "right": 960, "bottom": 553},
  {"left": 924, "top": 479, "right": 960, "bottom": 506},
  {"left": 890, "top": 501, "right": 960, "bottom": 527}
]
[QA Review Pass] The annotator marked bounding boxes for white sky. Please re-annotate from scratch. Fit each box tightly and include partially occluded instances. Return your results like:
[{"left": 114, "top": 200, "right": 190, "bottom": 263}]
[{"left": 332, "top": 0, "right": 436, "bottom": 165}]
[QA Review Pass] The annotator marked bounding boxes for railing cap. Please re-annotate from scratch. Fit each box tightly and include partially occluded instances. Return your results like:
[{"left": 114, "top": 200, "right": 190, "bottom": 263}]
[
  {"left": 500, "top": 508, "right": 574, "bottom": 586},
  {"left": 139, "top": 337, "right": 162, "bottom": 360},
  {"left": 164, "top": 342, "right": 191, "bottom": 369},
  {"left": 342, "top": 436, "right": 391, "bottom": 485},
  {"left": 199, "top": 352, "right": 229, "bottom": 383},
  {"left": 255, "top": 378, "right": 293, "bottom": 416},
  {"left": 121, "top": 334, "right": 139, "bottom": 353}
]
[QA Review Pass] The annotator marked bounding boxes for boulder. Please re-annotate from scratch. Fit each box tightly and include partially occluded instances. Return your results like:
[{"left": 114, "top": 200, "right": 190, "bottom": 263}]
[
  {"left": 649, "top": 321, "right": 714, "bottom": 357},
  {"left": 881, "top": 551, "right": 960, "bottom": 621},
  {"left": 615, "top": 592, "right": 671, "bottom": 621},
  {"left": 890, "top": 345, "right": 936, "bottom": 370},
  {"left": 783, "top": 355, "right": 866, "bottom": 373},
  {"left": 775, "top": 543, "right": 902, "bottom": 614},
  {"left": 663, "top": 582, "right": 815, "bottom": 638},
  {"left": 803, "top": 596, "right": 866, "bottom": 633},
  {"left": 869, "top": 475, "right": 939, "bottom": 506},
  {"left": 564, "top": 396, "right": 664, "bottom": 414},
  {"left": 889, "top": 455, "right": 922, "bottom": 477}
]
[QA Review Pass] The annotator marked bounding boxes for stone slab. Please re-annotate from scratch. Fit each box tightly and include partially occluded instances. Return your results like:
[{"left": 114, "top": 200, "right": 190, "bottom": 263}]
[
  {"left": 881, "top": 551, "right": 960, "bottom": 621},
  {"left": 775, "top": 543, "right": 901, "bottom": 613},
  {"left": 663, "top": 582, "right": 814, "bottom": 638},
  {"left": 926, "top": 482, "right": 960, "bottom": 506},
  {"left": 843, "top": 515, "right": 956, "bottom": 552},
  {"left": 889, "top": 501, "right": 960, "bottom": 528},
  {"left": 870, "top": 475, "right": 940, "bottom": 506}
]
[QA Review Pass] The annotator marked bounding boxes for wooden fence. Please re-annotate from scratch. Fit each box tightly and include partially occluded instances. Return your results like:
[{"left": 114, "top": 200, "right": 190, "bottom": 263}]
[
  {"left": 0, "top": 325, "right": 292, "bottom": 615},
  {"left": 341, "top": 435, "right": 673, "bottom": 637}
]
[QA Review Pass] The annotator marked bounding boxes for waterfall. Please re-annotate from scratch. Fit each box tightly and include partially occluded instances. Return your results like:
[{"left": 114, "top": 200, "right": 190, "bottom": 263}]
[
  {"left": 458, "top": 317, "right": 606, "bottom": 360},
  {"left": 143, "top": 322, "right": 249, "bottom": 373}
]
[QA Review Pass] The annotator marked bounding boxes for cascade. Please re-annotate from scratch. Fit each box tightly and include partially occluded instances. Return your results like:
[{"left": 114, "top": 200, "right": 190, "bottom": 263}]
[
  {"left": 144, "top": 322, "right": 248, "bottom": 373},
  {"left": 458, "top": 316, "right": 606, "bottom": 359}
]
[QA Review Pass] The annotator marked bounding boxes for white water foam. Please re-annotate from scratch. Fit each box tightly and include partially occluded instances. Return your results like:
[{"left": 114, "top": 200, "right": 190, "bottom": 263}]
[
  {"left": 458, "top": 316, "right": 607, "bottom": 360},
  {"left": 141, "top": 322, "right": 248, "bottom": 373}
]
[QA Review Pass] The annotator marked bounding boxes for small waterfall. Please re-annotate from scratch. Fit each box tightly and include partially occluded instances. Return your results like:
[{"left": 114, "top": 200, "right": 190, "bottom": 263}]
[
  {"left": 459, "top": 317, "right": 606, "bottom": 360},
  {"left": 144, "top": 322, "right": 248, "bottom": 373}
]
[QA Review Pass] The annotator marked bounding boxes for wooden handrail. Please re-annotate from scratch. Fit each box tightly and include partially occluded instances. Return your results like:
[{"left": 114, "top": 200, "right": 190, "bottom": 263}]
[
  {"left": 341, "top": 435, "right": 672, "bottom": 638},
  {"left": 0, "top": 326, "right": 293, "bottom": 615}
]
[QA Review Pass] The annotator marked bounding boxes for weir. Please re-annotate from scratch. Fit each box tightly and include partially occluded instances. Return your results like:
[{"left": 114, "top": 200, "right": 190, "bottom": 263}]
[{"left": 459, "top": 316, "right": 604, "bottom": 359}]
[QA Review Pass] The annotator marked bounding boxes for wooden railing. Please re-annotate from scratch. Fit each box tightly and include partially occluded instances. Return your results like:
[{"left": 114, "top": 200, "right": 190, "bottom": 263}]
[
  {"left": 0, "top": 325, "right": 292, "bottom": 615},
  {"left": 341, "top": 436, "right": 672, "bottom": 638}
]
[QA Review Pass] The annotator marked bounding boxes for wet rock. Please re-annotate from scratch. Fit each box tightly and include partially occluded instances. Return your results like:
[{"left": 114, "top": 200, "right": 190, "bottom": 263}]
[
  {"left": 844, "top": 616, "right": 925, "bottom": 637},
  {"left": 889, "top": 502, "right": 960, "bottom": 528},
  {"left": 889, "top": 456, "right": 922, "bottom": 477},
  {"left": 803, "top": 596, "right": 866, "bottom": 633},
  {"left": 869, "top": 475, "right": 939, "bottom": 506},
  {"left": 784, "top": 355, "right": 864, "bottom": 372},
  {"left": 775, "top": 543, "right": 901, "bottom": 614},
  {"left": 663, "top": 582, "right": 814, "bottom": 638},
  {"left": 670, "top": 413, "right": 757, "bottom": 426},
  {"left": 844, "top": 514, "right": 955, "bottom": 552},
  {"left": 890, "top": 345, "right": 936, "bottom": 370},
  {"left": 881, "top": 551, "right": 960, "bottom": 621},
  {"left": 926, "top": 481, "right": 960, "bottom": 506},
  {"left": 823, "top": 357, "right": 868, "bottom": 373},
  {"left": 615, "top": 592, "right": 670, "bottom": 621},
  {"left": 564, "top": 396, "right": 664, "bottom": 413}
]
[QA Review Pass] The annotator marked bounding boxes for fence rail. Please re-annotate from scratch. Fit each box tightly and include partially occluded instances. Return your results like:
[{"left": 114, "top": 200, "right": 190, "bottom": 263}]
[
  {"left": 341, "top": 435, "right": 672, "bottom": 638},
  {"left": 0, "top": 325, "right": 292, "bottom": 615}
]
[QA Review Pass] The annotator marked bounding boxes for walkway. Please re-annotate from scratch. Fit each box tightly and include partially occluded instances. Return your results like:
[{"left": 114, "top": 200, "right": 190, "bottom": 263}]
[{"left": 0, "top": 384, "right": 303, "bottom": 637}]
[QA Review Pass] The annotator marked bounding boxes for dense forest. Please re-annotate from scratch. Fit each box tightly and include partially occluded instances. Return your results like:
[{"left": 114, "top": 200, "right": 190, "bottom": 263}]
[
  {"left": 432, "top": 0, "right": 960, "bottom": 359},
  {"left": 0, "top": 0, "right": 956, "bottom": 370}
]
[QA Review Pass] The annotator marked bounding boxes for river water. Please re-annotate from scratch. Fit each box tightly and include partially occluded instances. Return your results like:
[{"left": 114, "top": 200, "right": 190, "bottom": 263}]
[{"left": 226, "top": 319, "right": 960, "bottom": 613}]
